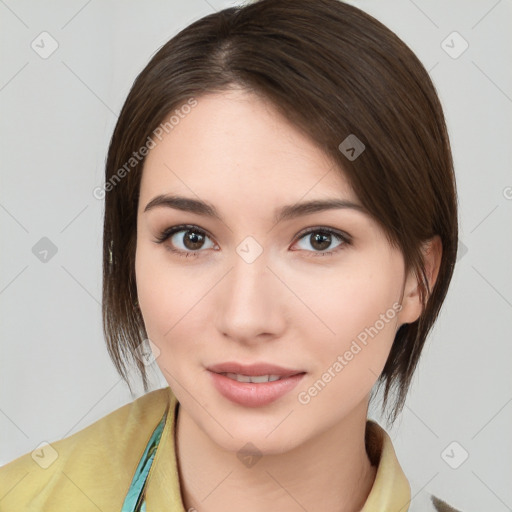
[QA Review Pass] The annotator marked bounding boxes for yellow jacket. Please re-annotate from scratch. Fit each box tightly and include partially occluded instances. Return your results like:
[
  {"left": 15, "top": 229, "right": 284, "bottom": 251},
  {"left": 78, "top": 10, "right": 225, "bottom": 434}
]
[{"left": 0, "top": 387, "right": 461, "bottom": 511}]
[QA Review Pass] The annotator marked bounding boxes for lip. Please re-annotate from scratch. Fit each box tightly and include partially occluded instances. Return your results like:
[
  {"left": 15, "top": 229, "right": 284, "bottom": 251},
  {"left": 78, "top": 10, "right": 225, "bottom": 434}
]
[
  {"left": 206, "top": 361, "right": 307, "bottom": 408},
  {"left": 207, "top": 361, "right": 304, "bottom": 378}
]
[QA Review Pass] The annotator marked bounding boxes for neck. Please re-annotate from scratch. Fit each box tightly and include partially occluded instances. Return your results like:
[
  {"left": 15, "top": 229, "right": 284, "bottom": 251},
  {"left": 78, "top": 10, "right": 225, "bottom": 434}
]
[{"left": 174, "top": 396, "right": 377, "bottom": 512}]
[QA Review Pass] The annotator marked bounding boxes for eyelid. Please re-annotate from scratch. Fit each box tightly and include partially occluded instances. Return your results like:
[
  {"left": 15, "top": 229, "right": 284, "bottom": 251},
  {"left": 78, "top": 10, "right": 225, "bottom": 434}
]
[
  {"left": 294, "top": 225, "right": 352, "bottom": 243},
  {"left": 155, "top": 224, "right": 351, "bottom": 242},
  {"left": 153, "top": 224, "right": 213, "bottom": 244}
]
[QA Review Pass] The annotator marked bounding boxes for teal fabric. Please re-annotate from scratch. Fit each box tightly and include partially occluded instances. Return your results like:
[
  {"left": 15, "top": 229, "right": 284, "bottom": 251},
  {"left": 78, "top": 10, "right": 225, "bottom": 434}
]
[{"left": 121, "top": 410, "right": 167, "bottom": 512}]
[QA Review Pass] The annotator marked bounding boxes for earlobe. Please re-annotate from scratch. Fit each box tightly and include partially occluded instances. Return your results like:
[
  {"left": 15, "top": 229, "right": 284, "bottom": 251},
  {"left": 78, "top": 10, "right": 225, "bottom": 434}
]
[{"left": 397, "top": 235, "right": 443, "bottom": 326}]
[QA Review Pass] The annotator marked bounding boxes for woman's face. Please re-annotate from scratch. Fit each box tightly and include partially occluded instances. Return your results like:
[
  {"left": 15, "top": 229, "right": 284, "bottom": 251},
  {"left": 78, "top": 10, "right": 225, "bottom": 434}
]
[{"left": 135, "top": 89, "right": 421, "bottom": 454}]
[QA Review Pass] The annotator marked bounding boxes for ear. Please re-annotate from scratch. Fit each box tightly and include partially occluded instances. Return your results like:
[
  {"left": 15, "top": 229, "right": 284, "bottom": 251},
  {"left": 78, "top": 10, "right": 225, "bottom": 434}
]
[{"left": 397, "top": 235, "right": 443, "bottom": 326}]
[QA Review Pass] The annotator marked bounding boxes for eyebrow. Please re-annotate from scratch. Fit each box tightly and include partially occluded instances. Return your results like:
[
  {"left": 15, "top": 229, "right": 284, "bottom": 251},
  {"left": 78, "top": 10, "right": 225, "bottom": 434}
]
[{"left": 143, "top": 194, "right": 368, "bottom": 224}]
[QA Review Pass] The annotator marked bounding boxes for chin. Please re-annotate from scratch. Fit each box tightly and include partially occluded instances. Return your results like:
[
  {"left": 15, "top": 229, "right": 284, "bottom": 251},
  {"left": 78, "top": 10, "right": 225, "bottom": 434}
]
[{"left": 202, "top": 411, "right": 308, "bottom": 456}]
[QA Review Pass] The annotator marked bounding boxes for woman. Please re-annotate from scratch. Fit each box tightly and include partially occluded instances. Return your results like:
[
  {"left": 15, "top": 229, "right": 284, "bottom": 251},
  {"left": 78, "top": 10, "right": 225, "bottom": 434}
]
[{"left": 0, "top": 0, "right": 462, "bottom": 510}]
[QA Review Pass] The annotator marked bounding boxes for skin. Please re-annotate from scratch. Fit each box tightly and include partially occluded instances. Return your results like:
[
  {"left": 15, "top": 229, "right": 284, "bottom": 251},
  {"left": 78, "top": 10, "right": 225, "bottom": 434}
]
[{"left": 135, "top": 88, "right": 442, "bottom": 512}]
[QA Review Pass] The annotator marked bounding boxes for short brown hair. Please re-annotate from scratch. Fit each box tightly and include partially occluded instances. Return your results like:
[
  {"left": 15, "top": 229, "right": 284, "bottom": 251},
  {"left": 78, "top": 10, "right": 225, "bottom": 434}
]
[{"left": 102, "top": 0, "right": 458, "bottom": 425}]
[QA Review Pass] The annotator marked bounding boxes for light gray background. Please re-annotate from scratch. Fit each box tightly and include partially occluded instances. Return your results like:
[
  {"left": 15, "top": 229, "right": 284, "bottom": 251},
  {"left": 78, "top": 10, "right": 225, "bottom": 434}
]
[{"left": 1, "top": 1, "right": 511, "bottom": 510}]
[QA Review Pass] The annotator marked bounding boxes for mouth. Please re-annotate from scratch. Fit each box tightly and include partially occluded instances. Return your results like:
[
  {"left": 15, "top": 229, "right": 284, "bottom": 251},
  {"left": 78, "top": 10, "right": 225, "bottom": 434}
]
[
  {"left": 207, "top": 361, "right": 305, "bottom": 379},
  {"left": 216, "top": 373, "right": 293, "bottom": 383},
  {"left": 206, "top": 361, "right": 307, "bottom": 407}
]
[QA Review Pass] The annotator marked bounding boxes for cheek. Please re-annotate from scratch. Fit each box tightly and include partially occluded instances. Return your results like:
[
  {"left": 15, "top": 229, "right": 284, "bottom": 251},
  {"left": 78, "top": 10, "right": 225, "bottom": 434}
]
[
  {"left": 298, "top": 263, "right": 400, "bottom": 343},
  {"left": 294, "top": 256, "right": 402, "bottom": 387},
  {"left": 135, "top": 243, "right": 179, "bottom": 347},
  {"left": 293, "top": 290, "right": 401, "bottom": 414},
  {"left": 134, "top": 242, "right": 214, "bottom": 361}
]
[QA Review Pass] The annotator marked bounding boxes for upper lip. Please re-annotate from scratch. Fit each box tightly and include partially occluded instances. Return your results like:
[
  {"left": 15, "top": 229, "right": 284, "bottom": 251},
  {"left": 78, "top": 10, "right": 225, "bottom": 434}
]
[{"left": 207, "top": 362, "right": 305, "bottom": 377}]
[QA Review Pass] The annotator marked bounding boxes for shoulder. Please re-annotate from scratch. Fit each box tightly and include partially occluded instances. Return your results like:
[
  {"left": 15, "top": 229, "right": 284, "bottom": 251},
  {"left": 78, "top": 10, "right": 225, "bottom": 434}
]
[{"left": 0, "top": 386, "right": 171, "bottom": 512}]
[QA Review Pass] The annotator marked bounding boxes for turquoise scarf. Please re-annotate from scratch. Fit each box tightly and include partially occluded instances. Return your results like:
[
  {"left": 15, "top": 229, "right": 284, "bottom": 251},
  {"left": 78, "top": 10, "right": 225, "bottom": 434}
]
[{"left": 121, "top": 410, "right": 167, "bottom": 511}]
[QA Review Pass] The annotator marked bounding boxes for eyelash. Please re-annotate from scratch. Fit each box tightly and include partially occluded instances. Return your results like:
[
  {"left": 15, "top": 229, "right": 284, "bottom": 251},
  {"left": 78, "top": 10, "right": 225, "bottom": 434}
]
[{"left": 153, "top": 224, "right": 352, "bottom": 260}]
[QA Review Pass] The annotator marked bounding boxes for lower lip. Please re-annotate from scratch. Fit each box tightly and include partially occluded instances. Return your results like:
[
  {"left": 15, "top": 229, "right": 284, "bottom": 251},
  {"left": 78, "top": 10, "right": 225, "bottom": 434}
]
[{"left": 208, "top": 371, "right": 306, "bottom": 407}]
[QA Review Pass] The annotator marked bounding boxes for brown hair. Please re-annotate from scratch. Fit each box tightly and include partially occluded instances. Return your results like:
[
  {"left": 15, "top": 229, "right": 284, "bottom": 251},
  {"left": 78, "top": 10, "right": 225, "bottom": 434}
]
[{"left": 102, "top": 0, "right": 458, "bottom": 425}]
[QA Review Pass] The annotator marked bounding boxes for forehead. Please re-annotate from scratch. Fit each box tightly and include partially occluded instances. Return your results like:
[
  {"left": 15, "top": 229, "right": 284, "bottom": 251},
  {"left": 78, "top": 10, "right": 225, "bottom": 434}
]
[{"left": 139, "top": 89, "right": 357, "bottom": 210}]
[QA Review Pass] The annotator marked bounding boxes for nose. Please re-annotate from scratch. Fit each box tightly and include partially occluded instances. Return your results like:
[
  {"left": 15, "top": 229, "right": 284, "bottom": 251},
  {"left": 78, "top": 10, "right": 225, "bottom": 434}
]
[{"left": 213, "top": 245, "right": 287, "bottom": 345}]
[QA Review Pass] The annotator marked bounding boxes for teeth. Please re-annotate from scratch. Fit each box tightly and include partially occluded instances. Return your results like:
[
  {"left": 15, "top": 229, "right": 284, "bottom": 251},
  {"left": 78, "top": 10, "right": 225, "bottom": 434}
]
[{"left": 222, "top": 373, "right": 282, "bottom": 383}]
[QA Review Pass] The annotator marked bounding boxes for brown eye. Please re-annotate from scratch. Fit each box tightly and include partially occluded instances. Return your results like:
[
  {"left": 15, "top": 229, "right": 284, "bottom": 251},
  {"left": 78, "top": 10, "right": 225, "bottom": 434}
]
[
  {"left": 153, "top": 224, "right": 216, "bottom": 258},
  {"left": 180, "top": 229, "right": 207, "bottom": 250},
  {"left": 308, "top": 232, "right": 332, "bottom": 251},
  {"left": 294, "top": 227, "right": 351, "bottom": 257}
]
